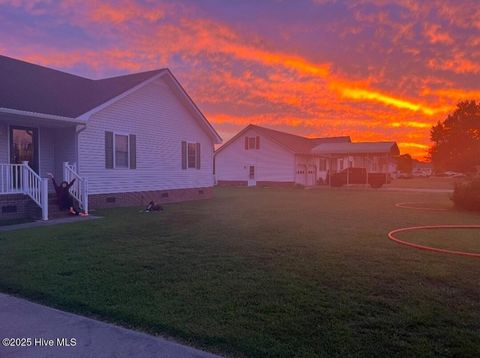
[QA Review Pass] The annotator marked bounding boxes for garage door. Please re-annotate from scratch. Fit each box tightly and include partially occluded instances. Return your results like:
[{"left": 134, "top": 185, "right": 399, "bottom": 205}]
[
  {"left": 296, "top": 165, "right": 306, "bottom": 186},
  {"left": 306, "top": 165, "right": 317, "bottom": 186}
]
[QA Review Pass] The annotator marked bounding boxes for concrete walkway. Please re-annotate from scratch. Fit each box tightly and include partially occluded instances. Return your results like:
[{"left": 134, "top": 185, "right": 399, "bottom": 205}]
[
  {"left": 0, "top": 215, "right": 101, "bottom": 232},
  {"left": 380, "top": 187, "right": 453, "bottom": 193},
  {"left": 0, "top": 293, "right": 221, "bottom": 358}
]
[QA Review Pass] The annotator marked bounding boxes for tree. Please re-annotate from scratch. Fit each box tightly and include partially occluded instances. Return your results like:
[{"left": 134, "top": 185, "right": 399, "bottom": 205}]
[
  {"left": 429, "top": 100, "right": 480, "bottom": 173},
  {"left": 397, "top": 154, "right": 413, "bottom": 174}
]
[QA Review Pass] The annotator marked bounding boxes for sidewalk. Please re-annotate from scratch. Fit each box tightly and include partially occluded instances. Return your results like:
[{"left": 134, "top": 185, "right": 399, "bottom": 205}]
[
  {"left": 0, "top": 293, "right": 221, "bottom": 358},
  {"left": 0, "top": 216, "right": 101, "bottom": 232}
]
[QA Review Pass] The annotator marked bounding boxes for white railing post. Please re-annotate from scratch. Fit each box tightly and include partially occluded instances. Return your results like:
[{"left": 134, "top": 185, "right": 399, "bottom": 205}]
[
  {"left": 41, "top": 178, "right": 49, "bottom": 220},
  {"left": 83, "top": 179, "right": 89, "bottom": 214},
  {"left": 22, "top": 161, "right": 29, "bottom": 193}
]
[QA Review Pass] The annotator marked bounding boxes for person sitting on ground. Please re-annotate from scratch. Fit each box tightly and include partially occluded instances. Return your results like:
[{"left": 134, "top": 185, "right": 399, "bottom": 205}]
[{"left": 47, "top": 173, "right": 87, "bottom": 216}]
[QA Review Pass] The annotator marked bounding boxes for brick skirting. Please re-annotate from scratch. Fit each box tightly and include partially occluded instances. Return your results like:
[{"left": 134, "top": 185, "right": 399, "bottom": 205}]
[
  {"left": 0, "top": 194, "right": 40, "bottom": 221},
  {"left": 216, "top": 180, "right": 295, "bottom": 187},
  {"left": 256, "top": 181, "right": 295, "bottom": 187},
  {"left": 89, "top": 187, "right": 213, "bottom": 209},
  {"left": 216, "top": 180, "right": 248, "bottom": 187}
]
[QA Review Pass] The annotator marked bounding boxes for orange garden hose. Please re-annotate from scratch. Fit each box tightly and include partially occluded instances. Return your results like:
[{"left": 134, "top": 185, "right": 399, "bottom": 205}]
[
  {"left": 395, "top": 202, "right": 450, "bottom": 211},
  {"left": 387, "top": 225, "right": 480, "bottom": 258}
]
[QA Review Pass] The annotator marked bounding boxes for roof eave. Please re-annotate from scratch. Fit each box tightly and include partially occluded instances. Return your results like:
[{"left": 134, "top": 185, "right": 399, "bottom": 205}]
[{"left": 0, "top": 107, "right": 86, "bottom": 125}]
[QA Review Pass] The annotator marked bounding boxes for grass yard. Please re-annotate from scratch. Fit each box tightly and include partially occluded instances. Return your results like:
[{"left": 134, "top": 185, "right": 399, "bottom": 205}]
[{"left": 0, "top": 187, "right": 479, "bottom": 357}]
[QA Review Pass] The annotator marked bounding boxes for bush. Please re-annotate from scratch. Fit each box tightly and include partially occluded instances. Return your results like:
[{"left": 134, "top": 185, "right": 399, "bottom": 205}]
[{"left": 452, "top": 178, "right": 480, "bottom": 211}]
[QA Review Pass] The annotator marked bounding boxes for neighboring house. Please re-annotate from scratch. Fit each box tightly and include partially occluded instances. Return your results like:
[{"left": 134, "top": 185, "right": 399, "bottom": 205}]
[
  {"left": 214, "top": 124, "right": 399, "bottom": 187},
  {"left": 0, "top": 55, "right": 222, "bottom": 221}
]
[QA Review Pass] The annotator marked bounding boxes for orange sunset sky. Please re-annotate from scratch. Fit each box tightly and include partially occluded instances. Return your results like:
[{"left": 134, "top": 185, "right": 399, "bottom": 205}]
[{"left": 1, "top": 0, "right": 479, "bottom": 158}]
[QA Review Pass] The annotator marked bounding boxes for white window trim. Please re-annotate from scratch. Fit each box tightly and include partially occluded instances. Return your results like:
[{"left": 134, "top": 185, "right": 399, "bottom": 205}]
[
  {"left": 113, "top": 132, "right": 130, "bottom": 169},
  {"left": 186, "top": 141, "right": 197, "bottom": 169}
]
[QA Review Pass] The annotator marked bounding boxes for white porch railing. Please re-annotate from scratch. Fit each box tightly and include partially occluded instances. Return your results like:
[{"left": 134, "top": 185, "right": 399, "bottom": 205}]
[
  {"left": 63, "top": 162, "right": 88, "bottom": 214},
  {"left": 0, "top": 162, "right": 49, "bottom": 220}
]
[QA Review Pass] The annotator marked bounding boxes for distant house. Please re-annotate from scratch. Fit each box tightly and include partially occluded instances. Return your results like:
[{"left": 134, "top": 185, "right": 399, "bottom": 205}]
[
  {"left": 214, "top": 124, "right": 399, "bottom": 187},
  {"left": 0, "top": 55, "right": 222, "bottom": 221}
]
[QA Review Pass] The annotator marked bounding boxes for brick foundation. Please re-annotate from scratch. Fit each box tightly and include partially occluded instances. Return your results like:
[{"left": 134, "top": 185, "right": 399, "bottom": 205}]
[
  {"left": 256, "top": 181, "right": 295, "bottom": 187},
  {"left": 0, "top": 194, "right": 40, "bottom": 221},
  {"left": 216, "top": 180, "right": 295, "bottom": 188},
  {"left": 216, "top": 180, "right": 248, "bottom": 187},
  {"left": 89, "top": 187, "right": 213, "bottom": 209}
]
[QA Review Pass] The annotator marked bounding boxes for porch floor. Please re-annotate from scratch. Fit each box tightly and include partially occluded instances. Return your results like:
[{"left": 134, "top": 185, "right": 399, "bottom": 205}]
[{"left": 0, "top": 215, "right": 101, "bottom": 232}]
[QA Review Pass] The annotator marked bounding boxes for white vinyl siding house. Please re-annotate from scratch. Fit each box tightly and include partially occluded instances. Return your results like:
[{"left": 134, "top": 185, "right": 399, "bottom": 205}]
[
  {"left": 215, "top": 126, "right": 295, "bottom": 186},
  {"left": 77, "top": 76, "right": 215, "bottom": 195},
  {"left": 215, "top": 124, "right": 398, "bottom": 187}
]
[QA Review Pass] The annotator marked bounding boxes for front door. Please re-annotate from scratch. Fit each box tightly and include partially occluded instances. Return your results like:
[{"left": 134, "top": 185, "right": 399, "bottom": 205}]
[
  {"left": 10, "top": 126, "right": 39, "bottom": 173},
  {"left": 248, "top": 165, "right": 256, "bottom": 186}
]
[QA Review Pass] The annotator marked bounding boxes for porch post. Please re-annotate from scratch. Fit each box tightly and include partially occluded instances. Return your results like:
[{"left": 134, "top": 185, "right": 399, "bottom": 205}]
[
  {"left": 41, "top": 178, "right": 49, "bottom": 220},
  {"left": 63, "top": 161, "right": 69, "bottom": 182},
  {"left": 21, "top": 161, "right": 29, "bottom": 193}
]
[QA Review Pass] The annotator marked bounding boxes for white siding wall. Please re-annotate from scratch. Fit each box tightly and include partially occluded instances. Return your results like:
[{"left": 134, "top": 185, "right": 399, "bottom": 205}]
[
  {"left": 215, "top": 128, "right": 295, "bottom": 182},
  {"left": 78, "top": 77, "right": 214, "bottom": 195},
  {"left": 38, "top": 127, "right": 55, "bottom": 191},
  {"left": 53, "top": 127, "right": 77, "bottom": 179}
]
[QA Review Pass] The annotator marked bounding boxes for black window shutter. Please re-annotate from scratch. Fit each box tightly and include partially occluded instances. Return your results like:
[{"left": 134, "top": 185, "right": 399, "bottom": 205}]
[
  {"left": 244, "top": 137, "right": 248, "bottom": 150},
  {"left": 196, "top": 143, "right": 201, "bottom": 169},
  {"left": 105, "top": 131, "right": 114, "bottom": 169},
  {"left": 181, "top": 141, "right": 187, "bottom": 169},
  {"left": 129, "top": 134, "right": 136, "bottom": 169},
  {"left": 256, "top": 136, "right": 260, "bottom": 149}
]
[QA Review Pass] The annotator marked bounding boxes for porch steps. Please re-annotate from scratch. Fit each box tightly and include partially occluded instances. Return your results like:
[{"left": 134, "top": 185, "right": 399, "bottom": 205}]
[{"left": 47, "top": 195, "right": 75, "bottom": 219}]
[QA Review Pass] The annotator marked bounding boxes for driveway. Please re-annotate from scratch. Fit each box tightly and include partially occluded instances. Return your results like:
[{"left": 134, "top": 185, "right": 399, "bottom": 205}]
[{"left": 0, "top": 293, "right": 221, "bottom": 358}]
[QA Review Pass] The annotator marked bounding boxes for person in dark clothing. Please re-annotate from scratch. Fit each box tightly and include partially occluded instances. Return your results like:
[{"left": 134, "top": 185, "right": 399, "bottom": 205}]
[
  {"left": 47, "top": 173, "right": 76, "bottom": 211},
  {"left": 145, "top": 200, "right": 163, "bottom": 212}
]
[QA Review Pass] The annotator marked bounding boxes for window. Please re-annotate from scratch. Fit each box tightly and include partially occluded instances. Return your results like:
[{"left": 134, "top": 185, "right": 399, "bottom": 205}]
[
  {"left": 188, "top": 143, "right": 197, "bottom": 168},
  {"left": 181, "top": 141, "right": 200, "bottom": 170},
  {"left": 114, "top": 134, "right": 129, "bottom": 168},
  {"left": 245, "top": 136, "right": 260, "bottom": 150},
  {"left": 319, "top": 159, "right": 327, "bottom": 171}
]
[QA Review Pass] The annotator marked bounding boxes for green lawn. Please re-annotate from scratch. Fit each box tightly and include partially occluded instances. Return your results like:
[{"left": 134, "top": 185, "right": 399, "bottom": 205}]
[{"left": 0, "top": 187, "right": 479, "bottom": 357}]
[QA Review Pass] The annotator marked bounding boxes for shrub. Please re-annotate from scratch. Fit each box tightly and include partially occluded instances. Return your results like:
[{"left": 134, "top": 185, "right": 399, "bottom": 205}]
[{"left": 452, "top": 178, "right": 480, "bottom": 211}]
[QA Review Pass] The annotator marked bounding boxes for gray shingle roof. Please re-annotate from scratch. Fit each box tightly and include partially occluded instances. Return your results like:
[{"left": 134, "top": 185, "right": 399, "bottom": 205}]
[
  {"left": 0, "top": 55, "right": 166, "bottom": 118},
  {"left": 249, "top": 125, "right": 351, "bottom": 153},
  {"left": 312, "top": 141, "right": 400, "bottom": 155}
]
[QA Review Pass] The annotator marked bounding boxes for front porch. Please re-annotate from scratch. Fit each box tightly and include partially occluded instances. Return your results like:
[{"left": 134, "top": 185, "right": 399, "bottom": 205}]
[{"left": 0, "top": 110, "right": 88, "bottom": 220}]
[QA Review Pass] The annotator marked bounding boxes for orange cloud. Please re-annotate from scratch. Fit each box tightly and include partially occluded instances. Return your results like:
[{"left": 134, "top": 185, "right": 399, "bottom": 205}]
[
  {"left": 3, "top": 0, "right": 478, "bottom": 160},
  {"left": 424, "top": 23, "right": 453, "bottom": 44},
  {"left": 428, "top": 54, "right": 480, "bottom": 74},
  {"left": 337, "top": 87, "right": 446, "bottom": 115},
  {"left": 390, "top": 121, "right": 431, "bottom": 129},
  {"left": 87, "top": 3, "right": 164, "bottom": 24}
]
